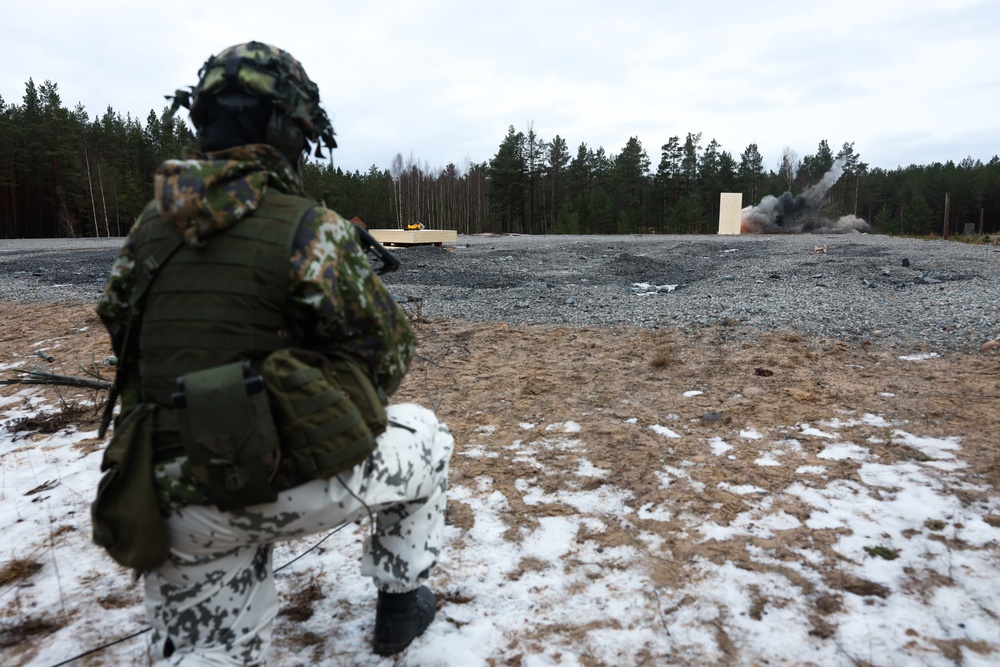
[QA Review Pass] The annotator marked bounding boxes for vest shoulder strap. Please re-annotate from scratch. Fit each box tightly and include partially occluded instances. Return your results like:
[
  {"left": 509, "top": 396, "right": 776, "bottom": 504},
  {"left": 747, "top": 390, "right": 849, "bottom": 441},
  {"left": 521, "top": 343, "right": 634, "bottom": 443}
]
[
  {"left": 257, "top": 190, "right": 317, "bottom": 257},
  {"left": 100, "top": 225, "right": 184, "bottom": 437}
]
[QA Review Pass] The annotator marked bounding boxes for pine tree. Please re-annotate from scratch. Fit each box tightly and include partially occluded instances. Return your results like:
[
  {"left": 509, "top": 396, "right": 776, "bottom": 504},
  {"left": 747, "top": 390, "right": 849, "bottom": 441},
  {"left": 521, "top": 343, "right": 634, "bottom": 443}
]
[
  {"left": 612, "top": 136, "right": 650, "bottom": 233},
  {"left": 655, "top": 136, "right": 682, "bottom": 232},
  {"left": 544, "top": 134, "right": 570, "bottom": 234},
  {"left": 487, "top": 126, "right": 527, "bottom": 233},
  {"left": 739, "top": 143, "right": 764, "bottom": 205}
]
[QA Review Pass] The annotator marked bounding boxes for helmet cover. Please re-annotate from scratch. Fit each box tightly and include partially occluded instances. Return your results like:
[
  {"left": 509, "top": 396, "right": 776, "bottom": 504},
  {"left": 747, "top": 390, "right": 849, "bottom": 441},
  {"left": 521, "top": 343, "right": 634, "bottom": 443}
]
[{"left": 168, "top": 41, "right": 337, "bottom": 157}]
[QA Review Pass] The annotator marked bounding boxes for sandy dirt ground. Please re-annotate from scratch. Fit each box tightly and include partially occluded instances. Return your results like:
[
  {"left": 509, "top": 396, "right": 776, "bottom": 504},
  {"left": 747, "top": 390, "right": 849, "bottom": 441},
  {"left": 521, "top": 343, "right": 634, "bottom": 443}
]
[{"left": 1, "top": 300, "right": 998, "bottom": 664}]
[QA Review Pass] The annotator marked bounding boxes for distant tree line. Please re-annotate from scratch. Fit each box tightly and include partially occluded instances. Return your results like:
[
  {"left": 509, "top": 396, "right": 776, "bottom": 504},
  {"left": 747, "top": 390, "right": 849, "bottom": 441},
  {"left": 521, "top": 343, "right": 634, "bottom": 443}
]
[
  {"left": 0, "top": 79, "right": 195, "bottom": 238},
  {"left": 2, "top": 79, "right": 998, "bottom": 238},
  {"left": 462, "top": 127, "right": 1000, "bottom": 237}
]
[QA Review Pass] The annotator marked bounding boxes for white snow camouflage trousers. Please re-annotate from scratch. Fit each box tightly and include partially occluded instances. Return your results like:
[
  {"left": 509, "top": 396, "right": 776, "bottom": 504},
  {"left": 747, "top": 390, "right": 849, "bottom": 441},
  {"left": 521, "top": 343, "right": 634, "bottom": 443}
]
[{"left": 144, "top": 404, "right": 454, "bottom": 666}]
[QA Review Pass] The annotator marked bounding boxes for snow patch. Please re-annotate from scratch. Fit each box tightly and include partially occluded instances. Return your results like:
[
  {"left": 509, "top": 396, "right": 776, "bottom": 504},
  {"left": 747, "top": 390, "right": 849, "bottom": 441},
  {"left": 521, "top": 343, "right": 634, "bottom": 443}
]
[
  {"left": 898, "top": 352, "right": 940, "bottom": 361},
  {"left": 545, "top": 421, "right": 581, "bottom": 433},
  {"left": 649, "top": 424, "right": 682, "bottom": 439},
  {"left": 817, "top": 443, "right": 870, "bottom": 461},
  {"left": 708, "top": 437, "right": 733, "bottom": 455}
]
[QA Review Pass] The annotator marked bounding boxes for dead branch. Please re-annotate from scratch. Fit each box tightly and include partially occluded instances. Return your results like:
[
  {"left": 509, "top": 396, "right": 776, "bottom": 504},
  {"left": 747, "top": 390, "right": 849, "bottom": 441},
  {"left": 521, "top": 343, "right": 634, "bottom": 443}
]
[{"left": 1, "top": 366, "right": 112, "bottom": 391}]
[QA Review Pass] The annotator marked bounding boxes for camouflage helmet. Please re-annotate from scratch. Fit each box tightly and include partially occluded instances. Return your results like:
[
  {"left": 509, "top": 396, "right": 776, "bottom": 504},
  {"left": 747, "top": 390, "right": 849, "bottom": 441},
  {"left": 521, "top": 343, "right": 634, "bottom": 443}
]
[{"left": 168, "top": 41, "right": 337, "bottom": 157}]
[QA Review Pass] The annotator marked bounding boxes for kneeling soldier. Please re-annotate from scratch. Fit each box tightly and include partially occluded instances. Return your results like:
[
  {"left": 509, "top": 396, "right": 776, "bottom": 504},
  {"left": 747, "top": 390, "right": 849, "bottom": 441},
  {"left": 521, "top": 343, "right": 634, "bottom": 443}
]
[{"left": 94, "top": 41, "right": 453, "bottom": 664}]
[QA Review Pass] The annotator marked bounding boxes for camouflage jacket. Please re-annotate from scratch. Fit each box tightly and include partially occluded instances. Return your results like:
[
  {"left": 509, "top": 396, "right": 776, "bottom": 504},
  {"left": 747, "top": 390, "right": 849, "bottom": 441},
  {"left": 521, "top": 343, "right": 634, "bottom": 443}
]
[{"left": 96, "top": 145, "right": 415, "bottom": 508}]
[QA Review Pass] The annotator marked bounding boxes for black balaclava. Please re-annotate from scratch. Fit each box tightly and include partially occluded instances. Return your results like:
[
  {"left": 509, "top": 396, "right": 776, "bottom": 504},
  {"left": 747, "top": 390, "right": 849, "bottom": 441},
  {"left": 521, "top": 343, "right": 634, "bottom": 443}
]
[{"left": 198, "top": 87, "right": 274, "bottom": 154}]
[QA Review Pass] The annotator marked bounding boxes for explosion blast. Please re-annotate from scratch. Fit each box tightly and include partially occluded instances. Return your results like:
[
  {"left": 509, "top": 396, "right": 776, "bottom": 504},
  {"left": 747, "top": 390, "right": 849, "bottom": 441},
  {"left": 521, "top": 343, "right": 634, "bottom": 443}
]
[{"left": 741, "top": 157, "right": 869, "bottom": 234}]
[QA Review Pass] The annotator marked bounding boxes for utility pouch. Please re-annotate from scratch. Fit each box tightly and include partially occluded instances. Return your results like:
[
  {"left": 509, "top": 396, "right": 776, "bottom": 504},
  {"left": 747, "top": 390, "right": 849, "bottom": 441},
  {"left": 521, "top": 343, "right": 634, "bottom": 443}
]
[
  {"left": 172, "top": 361, "right": 280, "bottom": 511},
  {"left": 325, "top": 354, "right": 389, "bottom": 439},
  {"left": 92, "top": 403, "right": 171, "bottom": 571},
  {"left": 262, "top": 348, "right": 379, "bottom": 480}
]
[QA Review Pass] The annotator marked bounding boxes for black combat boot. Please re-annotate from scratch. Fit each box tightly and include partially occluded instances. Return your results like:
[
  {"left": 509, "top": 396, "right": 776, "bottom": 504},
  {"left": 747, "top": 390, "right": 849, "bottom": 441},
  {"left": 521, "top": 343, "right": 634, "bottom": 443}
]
[{"left": 372, "top": 586, "right": 436, "bottom": 656}]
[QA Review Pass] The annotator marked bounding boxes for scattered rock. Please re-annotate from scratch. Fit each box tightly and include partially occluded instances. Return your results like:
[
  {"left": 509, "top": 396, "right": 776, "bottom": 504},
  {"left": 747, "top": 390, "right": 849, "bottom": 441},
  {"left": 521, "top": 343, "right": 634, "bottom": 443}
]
[{"left": 4, "top": 236, "right": 998, "bottom": 352}]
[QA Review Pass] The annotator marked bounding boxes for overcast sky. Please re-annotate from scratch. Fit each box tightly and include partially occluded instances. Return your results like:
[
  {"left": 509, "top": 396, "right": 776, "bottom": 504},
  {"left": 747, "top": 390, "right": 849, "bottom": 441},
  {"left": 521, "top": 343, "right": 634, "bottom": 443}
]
[{"left": 3, "top": 0, "right": 998, "bottom": 176}]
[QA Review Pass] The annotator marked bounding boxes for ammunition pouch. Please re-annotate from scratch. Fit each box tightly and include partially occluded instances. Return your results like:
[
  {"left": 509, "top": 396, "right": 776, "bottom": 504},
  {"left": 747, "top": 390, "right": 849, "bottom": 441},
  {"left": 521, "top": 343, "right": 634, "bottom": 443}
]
[
  {"left": 262, "top": 348, "right": 384, "bottom": 480},
  {"left": 172, "top": 361, "right": 280, "bottom": 511},
  {"left": 92, "top": 403, "right": 171, "bottom": 571}
]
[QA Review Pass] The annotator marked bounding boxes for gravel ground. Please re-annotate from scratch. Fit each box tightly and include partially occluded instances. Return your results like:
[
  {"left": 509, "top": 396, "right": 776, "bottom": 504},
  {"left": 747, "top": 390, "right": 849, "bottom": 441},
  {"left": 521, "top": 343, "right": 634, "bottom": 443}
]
[{"left": 2, "top": 233, "right": 998, "bottom": 351}]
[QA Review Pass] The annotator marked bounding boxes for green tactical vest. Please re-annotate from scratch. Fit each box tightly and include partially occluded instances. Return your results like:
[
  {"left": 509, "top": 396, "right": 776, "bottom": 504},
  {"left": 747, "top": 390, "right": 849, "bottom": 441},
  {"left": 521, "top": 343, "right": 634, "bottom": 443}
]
[{"left": 129, "top": 191, "right": 311, "bottom": 409}]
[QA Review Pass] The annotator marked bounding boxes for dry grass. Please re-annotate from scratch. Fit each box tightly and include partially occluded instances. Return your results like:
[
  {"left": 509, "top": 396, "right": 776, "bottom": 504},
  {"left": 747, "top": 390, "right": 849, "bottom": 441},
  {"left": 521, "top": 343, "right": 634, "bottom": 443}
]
[
  {"left": 649, "top": 331, "right": 680, "bottom": 369},
  {"left": 6, "top": 400, "right": 102, "bottom": 438},
  {"left": 0, "top": 616, "right": 63, "bottom": 649},
  {"left": 0, "top": 558, "right": 43, "bottom": 587},
  {"left": 0, "top": 558, "right": 64, "bottom": 653},
  {"left": 2, "top": 300, "right": 999, "bottom": 664}
]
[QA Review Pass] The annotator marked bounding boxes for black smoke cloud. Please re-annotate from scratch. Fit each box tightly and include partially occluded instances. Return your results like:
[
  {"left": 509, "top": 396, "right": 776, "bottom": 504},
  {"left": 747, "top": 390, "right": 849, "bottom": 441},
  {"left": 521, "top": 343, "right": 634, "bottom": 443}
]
[{"left": 741, "top": 157, "right": 869, "bottom": 234}]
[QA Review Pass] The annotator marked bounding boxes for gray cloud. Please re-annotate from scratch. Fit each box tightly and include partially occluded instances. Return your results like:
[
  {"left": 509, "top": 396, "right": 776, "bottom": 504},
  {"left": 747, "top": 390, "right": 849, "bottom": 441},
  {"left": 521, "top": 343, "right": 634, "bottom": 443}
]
[{"left": 2, "top": 0, "right": 997, "bottom": 174}]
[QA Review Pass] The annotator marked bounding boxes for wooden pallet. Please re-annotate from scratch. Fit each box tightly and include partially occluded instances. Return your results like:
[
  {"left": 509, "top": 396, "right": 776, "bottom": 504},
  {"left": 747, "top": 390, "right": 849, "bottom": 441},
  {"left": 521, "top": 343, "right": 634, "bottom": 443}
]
[{"left": 368, "top": 229, "right": 458, "bottom": 246}]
